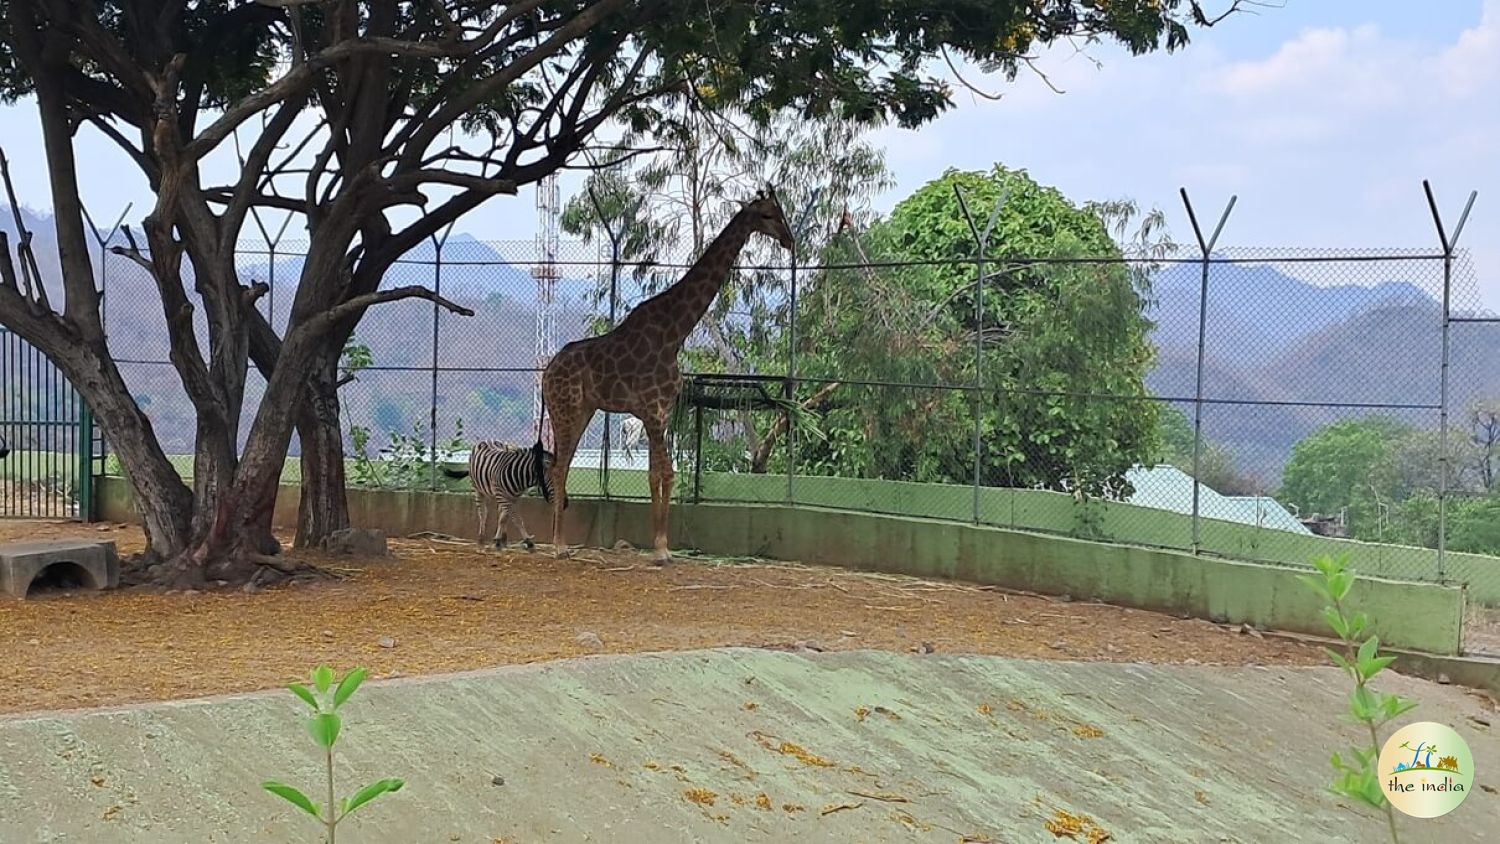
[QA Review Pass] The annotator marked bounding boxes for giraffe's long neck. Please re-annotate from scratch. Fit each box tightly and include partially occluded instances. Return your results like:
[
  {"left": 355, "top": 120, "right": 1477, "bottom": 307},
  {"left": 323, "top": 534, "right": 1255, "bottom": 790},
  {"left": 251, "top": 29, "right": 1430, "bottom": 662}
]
[{"left": 638, "top": 210, "right": 756, "bottom": 351}]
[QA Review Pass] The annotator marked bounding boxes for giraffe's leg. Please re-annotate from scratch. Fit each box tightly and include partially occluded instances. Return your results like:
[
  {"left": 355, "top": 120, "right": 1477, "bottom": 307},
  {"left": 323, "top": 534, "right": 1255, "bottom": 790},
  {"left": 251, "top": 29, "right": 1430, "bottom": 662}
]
[
  {"left": 549, "top": 419, "right": 585, "bottom": 560},
  {"left": 642, "top": 415, "right": 674, "bottom": 565}
]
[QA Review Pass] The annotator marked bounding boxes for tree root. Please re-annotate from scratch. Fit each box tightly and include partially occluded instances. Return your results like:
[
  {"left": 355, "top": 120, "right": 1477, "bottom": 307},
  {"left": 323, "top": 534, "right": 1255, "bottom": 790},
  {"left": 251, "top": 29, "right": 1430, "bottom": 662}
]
[{"left": 121, "top": 545, "right": 338, "bottom": 591}]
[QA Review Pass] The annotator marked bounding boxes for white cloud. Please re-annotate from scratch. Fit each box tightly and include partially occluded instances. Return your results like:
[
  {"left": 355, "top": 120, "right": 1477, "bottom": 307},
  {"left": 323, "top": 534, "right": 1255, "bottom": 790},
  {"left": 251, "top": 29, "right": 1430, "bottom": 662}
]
[
  {"left": 1440, "top": 0, "right": 1500, "bottom": 96},
  {"left": 867, "top": 2, "right": 1500, "bottom": 307}
]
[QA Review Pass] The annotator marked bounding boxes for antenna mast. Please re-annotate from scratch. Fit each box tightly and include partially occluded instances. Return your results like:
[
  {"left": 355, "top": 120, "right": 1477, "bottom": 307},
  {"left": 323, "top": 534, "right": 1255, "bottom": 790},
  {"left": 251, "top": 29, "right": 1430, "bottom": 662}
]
[{"left": 531, "top": 172, "right": 560, "bottom": 448}]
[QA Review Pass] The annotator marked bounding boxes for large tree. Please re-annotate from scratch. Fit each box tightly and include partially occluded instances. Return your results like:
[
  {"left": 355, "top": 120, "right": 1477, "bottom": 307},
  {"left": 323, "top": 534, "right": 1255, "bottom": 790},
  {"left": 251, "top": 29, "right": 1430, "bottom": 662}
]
[
  {"left": 1279, "top": 416, "right": 1419, "bottom": 540},
  {"left": 0, "top": 0, "right": 1250, "bottom": 586},
  {"left": 784, "top": 164, "right": 1166, "bottom": 497}
]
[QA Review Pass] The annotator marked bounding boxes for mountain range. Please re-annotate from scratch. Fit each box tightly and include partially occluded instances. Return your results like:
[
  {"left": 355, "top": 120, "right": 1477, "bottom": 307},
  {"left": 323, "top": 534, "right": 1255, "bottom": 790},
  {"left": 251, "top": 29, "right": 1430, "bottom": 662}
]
[{"left": 5, "top": 205, "right": 1495, "bottom": 487}]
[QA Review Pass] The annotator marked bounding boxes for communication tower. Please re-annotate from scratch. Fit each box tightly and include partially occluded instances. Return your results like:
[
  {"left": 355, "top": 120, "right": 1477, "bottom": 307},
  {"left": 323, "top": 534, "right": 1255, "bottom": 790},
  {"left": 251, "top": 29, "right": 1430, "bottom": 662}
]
[{"left": 530, "top": 172, "right": 560, "bottom": 449}]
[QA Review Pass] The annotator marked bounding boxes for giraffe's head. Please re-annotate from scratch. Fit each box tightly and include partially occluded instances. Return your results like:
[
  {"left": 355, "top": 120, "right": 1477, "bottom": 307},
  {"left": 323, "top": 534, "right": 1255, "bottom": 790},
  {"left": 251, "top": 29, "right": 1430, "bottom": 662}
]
[{"left": 742, "top": 185, "right": 795, "bottom": 251}]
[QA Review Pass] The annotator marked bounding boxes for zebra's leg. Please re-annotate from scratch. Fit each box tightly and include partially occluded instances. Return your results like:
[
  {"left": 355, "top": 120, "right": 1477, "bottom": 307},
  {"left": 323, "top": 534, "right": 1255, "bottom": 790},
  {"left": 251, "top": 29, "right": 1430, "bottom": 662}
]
[
  {"left": 498, "top": 494, "right": 516, "bottom": 548},
  {"left": 473, "top": 494, "right": 490, "bottom": 549},
  {"left": 500, "top": 497, "right": 534, "bottom": 551}
]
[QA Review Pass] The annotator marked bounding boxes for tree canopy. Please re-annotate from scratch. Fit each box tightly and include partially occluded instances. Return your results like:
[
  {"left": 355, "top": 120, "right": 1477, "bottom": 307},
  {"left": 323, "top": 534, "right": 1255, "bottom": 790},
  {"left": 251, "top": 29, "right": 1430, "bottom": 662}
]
[
  {"left": 1280, "top": 410, "right": 1500, "bottom": 548},
  {"left": 0, "top": 0, "right": 1252, "bottom": 584},
  {"left": 779, "top": 164, "right": 1165, "bottom": 496},
  {"left": 1279, "top": 416, "right": 1418, "bottom": 533}
]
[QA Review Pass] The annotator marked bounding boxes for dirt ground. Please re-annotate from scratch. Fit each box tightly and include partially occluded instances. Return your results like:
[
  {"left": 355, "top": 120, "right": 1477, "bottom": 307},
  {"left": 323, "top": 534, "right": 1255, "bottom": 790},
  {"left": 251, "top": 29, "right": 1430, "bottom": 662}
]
[{"left": 1, "top": 518, "right": 1331, "bottom": 716}]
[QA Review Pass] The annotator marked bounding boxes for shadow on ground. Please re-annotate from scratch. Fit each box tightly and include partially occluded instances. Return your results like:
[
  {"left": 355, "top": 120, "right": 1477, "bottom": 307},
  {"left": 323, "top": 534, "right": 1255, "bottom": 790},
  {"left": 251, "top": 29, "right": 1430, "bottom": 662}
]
[{"left": 1, "top": 649, "right": 1495, "bottom": 843}]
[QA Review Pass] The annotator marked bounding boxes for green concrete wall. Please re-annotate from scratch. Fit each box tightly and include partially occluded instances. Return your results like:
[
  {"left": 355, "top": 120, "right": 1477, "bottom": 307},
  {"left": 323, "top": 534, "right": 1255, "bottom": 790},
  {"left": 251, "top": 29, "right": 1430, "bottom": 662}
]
[
  {"left": 582, "top": 467, "right": 1500, "bottom": 607},
  {"left": 95, "top": 478, "right": 1467, "bottom": 656},
  {"left": 95, "top": 458, "right": 1500, "bottom": 606}
]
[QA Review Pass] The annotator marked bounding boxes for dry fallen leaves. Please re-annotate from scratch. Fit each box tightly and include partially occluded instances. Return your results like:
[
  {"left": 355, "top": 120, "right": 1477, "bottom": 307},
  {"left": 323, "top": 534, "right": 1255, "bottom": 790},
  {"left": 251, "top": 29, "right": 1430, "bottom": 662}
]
[
  {"left": 683, "top": 787, "right": 717, "bottom": 806},
  {"left": 0, "top": 520, "right": 1322, "bottom": 716},
  {"left": 1044, "top": 808, "right": 1111, "bottom": 843}
]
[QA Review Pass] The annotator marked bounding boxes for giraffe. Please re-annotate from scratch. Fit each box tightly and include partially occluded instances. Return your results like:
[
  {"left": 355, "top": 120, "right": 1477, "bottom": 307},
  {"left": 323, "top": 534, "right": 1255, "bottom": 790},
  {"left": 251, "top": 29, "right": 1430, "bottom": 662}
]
[{"left": 540, "top": 186, "right": 795, "bottom": 564}]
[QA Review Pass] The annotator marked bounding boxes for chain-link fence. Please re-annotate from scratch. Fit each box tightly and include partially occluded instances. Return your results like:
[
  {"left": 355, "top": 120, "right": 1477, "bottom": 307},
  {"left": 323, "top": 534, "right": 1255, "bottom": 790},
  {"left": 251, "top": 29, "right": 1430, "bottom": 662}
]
[{"left": 78, "top": 191, "right": 1500, "bottom": 648}]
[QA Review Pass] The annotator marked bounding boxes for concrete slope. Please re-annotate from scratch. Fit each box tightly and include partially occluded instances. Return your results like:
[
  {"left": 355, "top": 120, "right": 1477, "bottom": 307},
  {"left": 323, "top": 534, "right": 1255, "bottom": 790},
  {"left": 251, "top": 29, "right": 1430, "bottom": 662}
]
[{"left": 0, "top": 649, "right": 1495, "bottom": 843}]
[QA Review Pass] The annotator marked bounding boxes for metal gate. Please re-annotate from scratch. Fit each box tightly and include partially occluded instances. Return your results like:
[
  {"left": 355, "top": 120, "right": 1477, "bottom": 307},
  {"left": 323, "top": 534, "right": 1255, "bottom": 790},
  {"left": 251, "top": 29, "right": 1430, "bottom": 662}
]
[{"left": 0, "top": 326, "right": 97, "bottom": 520}]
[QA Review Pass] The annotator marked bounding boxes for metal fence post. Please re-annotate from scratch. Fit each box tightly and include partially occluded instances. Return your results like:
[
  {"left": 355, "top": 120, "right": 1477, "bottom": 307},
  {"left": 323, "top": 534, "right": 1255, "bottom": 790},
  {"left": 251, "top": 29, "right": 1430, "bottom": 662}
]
[
  {"left": 429, "top": 225, "right": 454, "bottom": 490},
  {"left": 77, "top": 401, "right": 95, "bottom": 522},
  {"left": 1178, "top": 188, "right": 1236, "bottom": 554},
  {"left": 785, "top": 250, "right": 798, "bottom": 506},
  {"left": 1423, "top": 181, "right": 1477, "bottom": 583},
  {"left": 247, "top": 207, "right": 294, "bottom": 332},
  {"left": 81, "top": 203, "right": 131, "bottom": 337},
  {"left": 953, "top": 184, "right": 1007, "bottom": 525},
  {"left": 785, "top": 191, "right": 826, "bottom": 506}
]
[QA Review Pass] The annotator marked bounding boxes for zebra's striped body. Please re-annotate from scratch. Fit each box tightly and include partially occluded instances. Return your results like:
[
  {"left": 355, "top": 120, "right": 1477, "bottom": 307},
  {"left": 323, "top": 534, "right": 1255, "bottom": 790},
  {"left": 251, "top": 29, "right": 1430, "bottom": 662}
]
[{"left": 442, "top": 440, "right": 563, "bottom": 551}]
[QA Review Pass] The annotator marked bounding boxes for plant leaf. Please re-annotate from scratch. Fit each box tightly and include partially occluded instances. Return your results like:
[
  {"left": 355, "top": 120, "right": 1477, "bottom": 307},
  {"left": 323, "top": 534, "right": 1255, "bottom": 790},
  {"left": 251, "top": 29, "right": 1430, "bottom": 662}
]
[
  {"left": 306, "top": 712, "right": 342, "bottom": 749},
  {"left": 313, "top": 665, "right": 335, "bottom": 694},
  {"left": 287, "top": 682, "right": 318, "bottom": 710},
  {"left": 340, "top": 777, "right": 406, "bottom": 818},
  {"left": 1360, "top": 655, "right": 1397, "bottom": 682},
  {"left": 1321, "top": 606, "right": 1349, "bottom": 640},
  {"left": 1297, "top": 571, "right": 1332, "bottom": 601},
  {"left": 1348, "top": 611, "right": 1369, "bottom": 638},
  {"left": 333, "top": 667, "right": 368, "bottom": 710},
  {"left": 263, "top": 781, "right": 321, "bottom": 818},
  {"left": 1323, "top": 647, "right": 1352, "bottom": 671},
  {"left": 1331, "top": 569, "right": 1355, "bottom": 602}
]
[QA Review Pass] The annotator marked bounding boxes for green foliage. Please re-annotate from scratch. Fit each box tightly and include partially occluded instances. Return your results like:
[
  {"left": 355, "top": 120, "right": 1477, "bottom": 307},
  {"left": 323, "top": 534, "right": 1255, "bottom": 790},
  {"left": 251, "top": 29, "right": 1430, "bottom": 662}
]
[
  {"left": 339, "top": 339, "right": 373, "bottom": 389},
  {"left": 1280, "top": 417, "right": 1415, "bottom": 528},
  {"left": 349, "top": 418, "right": 465, "bottom": 490},
  {"left": 1280, "top": 414, "right": 1500, "bottom": 544},
  {"left": 787, "top": 165, "right": 1165, "bottom": 497},
  {"left": 1298, "top": 553, "right": 1419, "bottom": 843},
  {"left": 263, "top": 665, "right": 405, "bottom": 844}
]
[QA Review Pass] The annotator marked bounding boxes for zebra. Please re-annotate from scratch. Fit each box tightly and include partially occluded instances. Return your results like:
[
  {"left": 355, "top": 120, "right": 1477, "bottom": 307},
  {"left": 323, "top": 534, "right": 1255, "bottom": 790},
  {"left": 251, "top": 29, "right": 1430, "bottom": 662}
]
[
  {"left": 620, "top": 416, "right": 645, "bottom": 465},
  {"left": 442, "top": 439, "right": 568, "bottom": 551}
]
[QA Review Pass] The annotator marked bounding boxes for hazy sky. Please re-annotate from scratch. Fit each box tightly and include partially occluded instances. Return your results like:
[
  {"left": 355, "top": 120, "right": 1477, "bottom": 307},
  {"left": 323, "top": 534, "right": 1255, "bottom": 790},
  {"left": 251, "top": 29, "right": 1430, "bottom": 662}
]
[{"left": 0, "top": 0, "right": 1495, "bottom": 305}]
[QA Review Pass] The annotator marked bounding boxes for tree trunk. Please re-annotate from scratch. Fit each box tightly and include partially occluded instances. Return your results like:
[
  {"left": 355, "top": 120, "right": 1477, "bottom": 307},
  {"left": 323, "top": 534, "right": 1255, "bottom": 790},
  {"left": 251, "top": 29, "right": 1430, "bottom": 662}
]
[
  {"left": 293, "top": 355, "right": 350, "bottom": 548},
  {"left": 133, "top": 351, "right": 323, "bottom": 589},
  {"left": 82, "top": 374, "right": 194, "bottom": 559},
  {"left": 245, "top": 296, "right": 353, "bottom": 551}
]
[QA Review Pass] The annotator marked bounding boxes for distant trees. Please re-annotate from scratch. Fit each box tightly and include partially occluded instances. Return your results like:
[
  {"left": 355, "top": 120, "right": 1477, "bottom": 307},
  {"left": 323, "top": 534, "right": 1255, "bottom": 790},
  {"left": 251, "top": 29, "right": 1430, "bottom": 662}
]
[{"left": 1280, "top": 410, "right": 1500, "bottom": 553}]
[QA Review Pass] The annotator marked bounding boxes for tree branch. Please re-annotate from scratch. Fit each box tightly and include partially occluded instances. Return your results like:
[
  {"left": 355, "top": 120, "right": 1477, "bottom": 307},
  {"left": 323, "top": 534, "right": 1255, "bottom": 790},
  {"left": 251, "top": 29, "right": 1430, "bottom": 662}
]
[
  {"left": 305, "top": 285, "right": 474, "bottom": 335},
  {"left": 402, "top": 0, "right": 632, "bottom": 168},
  {"left": 382, "top": 170, "right": 518, "bottom": 196},
  {"left": 223, "top": 91, "right": 311, "bottom": 244},
  {"left": 203, "top": 189, "right": 308, "bottom": 213},
  {"left": 0, "top": 150, "right": 50, "bottom": 312}
]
